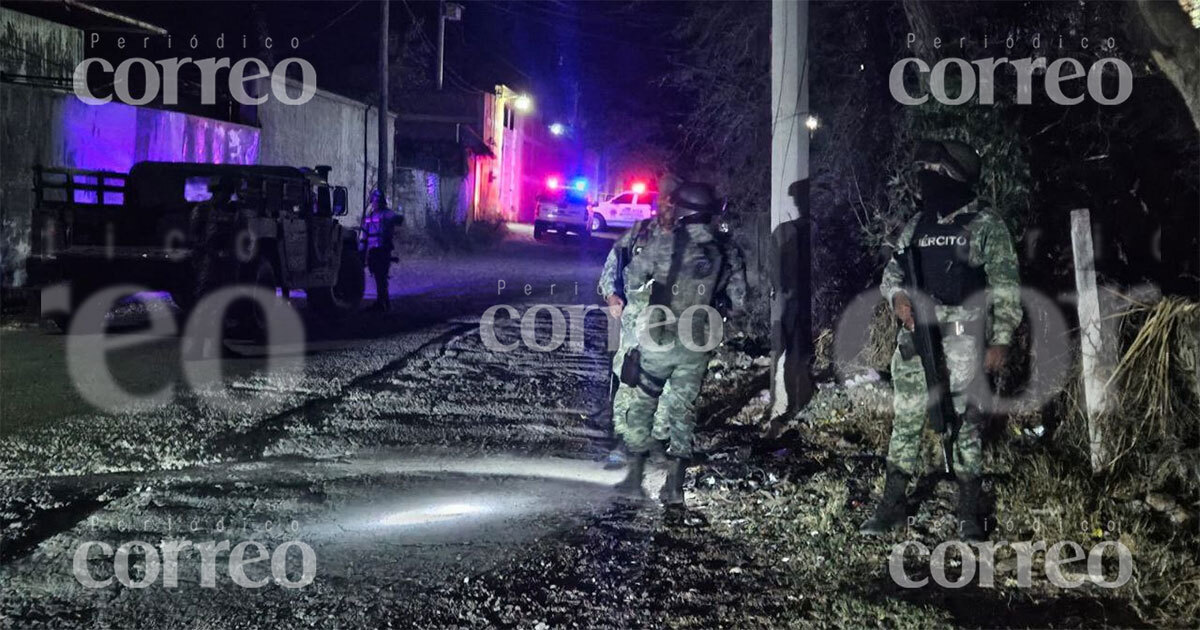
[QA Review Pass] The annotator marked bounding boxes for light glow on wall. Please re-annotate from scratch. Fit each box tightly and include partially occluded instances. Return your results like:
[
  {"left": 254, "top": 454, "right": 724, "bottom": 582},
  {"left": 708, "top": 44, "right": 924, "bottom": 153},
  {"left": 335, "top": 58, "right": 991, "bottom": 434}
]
[{"left": 57, "top": 98, "right": 259, "bottom": 174}]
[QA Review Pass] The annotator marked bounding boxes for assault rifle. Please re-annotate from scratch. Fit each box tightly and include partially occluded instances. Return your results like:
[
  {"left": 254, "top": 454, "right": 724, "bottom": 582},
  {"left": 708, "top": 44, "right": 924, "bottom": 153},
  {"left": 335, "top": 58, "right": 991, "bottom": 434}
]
[{"left": 897, "top": 246, "right": 957, "bottom": 474}]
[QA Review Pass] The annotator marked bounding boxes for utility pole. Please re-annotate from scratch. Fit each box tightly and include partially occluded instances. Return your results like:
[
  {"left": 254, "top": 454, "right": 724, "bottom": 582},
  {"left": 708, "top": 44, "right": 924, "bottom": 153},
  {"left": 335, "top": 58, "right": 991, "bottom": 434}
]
[
  {"left": 768, "top": 0, "right": 813, "bottom": 427},
  {"left": 436, "top": 3, "right": 462, "bottom": 92},
  {"left": 436, "top": 0, "right": 445, "bottom": 90},
  {"left": 378, "top": 0, "right": 390, "bottom": 200}
]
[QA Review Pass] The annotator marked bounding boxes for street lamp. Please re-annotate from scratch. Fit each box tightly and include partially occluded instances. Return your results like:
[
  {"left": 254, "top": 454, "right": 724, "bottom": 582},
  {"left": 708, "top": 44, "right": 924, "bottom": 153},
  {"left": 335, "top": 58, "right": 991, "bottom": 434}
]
[
  {"left": 497, "top": 85, "right": 532, "bottom": 113},
  {"left": 549, "top": 122, "right": 565, "bottom": 136},
  {"left": 436, "top": 2, "right": 464, "bottom": 91},
  {"left": 805, "top": 115, "right": 819, "bottom": 131}
]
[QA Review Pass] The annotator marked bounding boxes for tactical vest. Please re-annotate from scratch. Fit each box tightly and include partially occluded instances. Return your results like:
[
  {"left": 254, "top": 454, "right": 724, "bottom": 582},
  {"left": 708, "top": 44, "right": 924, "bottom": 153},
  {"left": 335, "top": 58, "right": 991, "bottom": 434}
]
[
  {"left": 912, "top": 210, "right": 985, "bottom": 306},
  {"left": 364, "top": 210, "right": 394, "bottom": 251},
  {"left": 637, "top": 227, "right": 724, "bottom": 347}
]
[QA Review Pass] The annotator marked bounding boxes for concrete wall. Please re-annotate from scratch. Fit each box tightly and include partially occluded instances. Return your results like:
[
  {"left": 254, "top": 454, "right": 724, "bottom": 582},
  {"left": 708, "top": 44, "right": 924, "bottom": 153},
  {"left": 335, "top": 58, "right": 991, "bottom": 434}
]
[
  {"left": 0, "top": 7, "right": 81, "bottom": 78},
  {"left": 394, "top": 167, "right": 470, "bottom": 240},
  {"left": 257, "top": 85, "right": 396, "bottom": 230}
]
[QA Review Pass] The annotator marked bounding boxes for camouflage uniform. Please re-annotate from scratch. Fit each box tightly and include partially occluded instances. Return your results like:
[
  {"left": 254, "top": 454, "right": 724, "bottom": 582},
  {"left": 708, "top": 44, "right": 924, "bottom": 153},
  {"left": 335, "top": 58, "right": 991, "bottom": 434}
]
[
  {"left": 879, "top": 200, "right": 1021, "bottom": 477},
  {"left": 598, "top": 221, "right": 746, "bottom": 458},
  {"left": 603, "top": 175, "right": 683, "bottom": 446}
]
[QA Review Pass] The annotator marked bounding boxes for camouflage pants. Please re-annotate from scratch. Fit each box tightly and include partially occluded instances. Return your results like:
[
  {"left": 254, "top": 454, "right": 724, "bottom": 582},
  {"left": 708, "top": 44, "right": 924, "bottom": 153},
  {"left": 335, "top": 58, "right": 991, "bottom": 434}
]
[
  {"left": 612, "top": 378, "right": 674, "bottom": 445},
  {"left": 611, "top": 305, "right": 671, "bottom": 441},
  {"left": 613, "top": 342, "right": 708, "bottom": 458},
  {"left": 887, "top": 328, "right": 983, "bottom": 478}
]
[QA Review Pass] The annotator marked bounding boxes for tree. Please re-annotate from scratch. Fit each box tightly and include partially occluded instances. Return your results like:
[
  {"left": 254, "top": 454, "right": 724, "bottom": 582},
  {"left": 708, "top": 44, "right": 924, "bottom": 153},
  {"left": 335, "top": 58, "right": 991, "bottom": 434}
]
[{"left": 1131, "top": 0, "right": 1200, "bottom": 132}]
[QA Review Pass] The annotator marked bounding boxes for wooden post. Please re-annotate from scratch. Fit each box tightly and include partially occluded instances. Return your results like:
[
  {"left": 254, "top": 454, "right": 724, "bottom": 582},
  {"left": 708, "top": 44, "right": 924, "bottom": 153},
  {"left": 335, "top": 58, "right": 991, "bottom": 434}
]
[{"left": 1070, "top": 209, "right": 1116, "bottom": 473}]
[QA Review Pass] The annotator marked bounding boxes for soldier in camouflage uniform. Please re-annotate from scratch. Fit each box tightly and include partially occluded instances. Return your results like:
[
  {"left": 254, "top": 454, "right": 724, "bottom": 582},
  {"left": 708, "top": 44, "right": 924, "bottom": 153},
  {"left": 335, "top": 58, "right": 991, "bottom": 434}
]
[
  {"left": 860, "top": 139, "right": 1021, "bottom": 540},
  {"left": 603, "top": 176, "right": 683, "bottom": 469},
  {"left": 598, "top": 181, "right": 747, "bottom": 506}
]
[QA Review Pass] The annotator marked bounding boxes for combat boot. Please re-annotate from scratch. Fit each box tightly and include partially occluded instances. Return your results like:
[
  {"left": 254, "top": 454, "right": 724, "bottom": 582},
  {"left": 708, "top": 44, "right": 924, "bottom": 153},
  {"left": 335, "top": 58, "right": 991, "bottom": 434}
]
[
  {"left": 658, "top": 457, "right": 686, "bottom": 507},
  {"left": 859, "top": 467, "right": 910, "bottom": 535},
  {"left": 614, "top": 451, "right": 647, "bottom": 498},
  {"left": 956, "top": 475, "right": 985, "bottom": 541}
]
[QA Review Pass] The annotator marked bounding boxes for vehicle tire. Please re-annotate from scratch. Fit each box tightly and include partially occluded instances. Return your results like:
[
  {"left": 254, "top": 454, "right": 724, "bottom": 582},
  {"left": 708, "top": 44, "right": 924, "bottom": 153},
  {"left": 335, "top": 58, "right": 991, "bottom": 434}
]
[
  {"left": 226, "top": 254, "right": 280, "bottom": 343},
  {"left": 591, "top": 213, "right": 606, "bottom": 232},
  {"left": 533, "top": 222, "right": 547, "bottom": 241},
  {"left": 309, "top": 238, "right": 365, "bottom": 320}
]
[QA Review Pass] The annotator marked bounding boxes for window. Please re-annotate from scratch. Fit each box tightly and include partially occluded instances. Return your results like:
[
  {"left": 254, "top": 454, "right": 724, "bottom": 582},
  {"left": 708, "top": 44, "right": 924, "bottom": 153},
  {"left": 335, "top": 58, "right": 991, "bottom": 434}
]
[
  {"left": 611, "top": 193, "right": 633, "bottom": 204},
  {"left": 634, "top": 193, "right": 657, "bottom": 206},
  {"left": 184, "top": 176, "right": 215, "bottom": 202}
]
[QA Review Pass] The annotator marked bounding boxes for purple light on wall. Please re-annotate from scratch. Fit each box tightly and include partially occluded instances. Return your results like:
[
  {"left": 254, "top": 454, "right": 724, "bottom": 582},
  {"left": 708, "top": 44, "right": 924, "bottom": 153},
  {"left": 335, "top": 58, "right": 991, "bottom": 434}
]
[
  {"left": 58, "top": 98, "right": 260, "bottom": 174},
  {"left": 59, "top": 99, "right": 137, "bottom": 173}
]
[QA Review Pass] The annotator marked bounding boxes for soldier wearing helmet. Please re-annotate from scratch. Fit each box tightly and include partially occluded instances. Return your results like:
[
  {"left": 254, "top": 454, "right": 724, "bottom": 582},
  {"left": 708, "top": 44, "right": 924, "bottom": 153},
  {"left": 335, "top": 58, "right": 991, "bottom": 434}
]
[
  {"left": 598, "top": 177, "right": 747, "bottom": 507},
  {"left": 860, "top": 139, "right": 1022, "bottom": 540}
]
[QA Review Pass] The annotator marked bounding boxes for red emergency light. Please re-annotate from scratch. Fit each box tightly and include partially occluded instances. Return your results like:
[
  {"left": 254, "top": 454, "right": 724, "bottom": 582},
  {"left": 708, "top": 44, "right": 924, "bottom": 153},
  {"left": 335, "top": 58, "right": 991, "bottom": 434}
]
[
  {"left": 631, "top": 182, "right": 647, "bottom": 195},
  {"left": 546, "top": 176, "right": 560, "bottom": 190}
]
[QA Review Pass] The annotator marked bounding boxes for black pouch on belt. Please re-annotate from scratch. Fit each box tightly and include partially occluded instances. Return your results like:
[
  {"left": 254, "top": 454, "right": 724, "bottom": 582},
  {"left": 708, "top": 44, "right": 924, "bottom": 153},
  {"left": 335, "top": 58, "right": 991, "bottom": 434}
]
[
  {"left": 898, "top": 329, "right": 917, "bottom": 361},
  {"left": 620, "top": 347, "right": 642, "bottom": 387}
]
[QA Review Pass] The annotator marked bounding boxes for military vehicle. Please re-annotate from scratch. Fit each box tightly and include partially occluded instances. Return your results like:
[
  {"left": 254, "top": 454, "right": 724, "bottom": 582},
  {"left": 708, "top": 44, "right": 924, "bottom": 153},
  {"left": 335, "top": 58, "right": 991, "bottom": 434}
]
[{"left": 28, "top": 161, "right": 366, "bottom": 335}]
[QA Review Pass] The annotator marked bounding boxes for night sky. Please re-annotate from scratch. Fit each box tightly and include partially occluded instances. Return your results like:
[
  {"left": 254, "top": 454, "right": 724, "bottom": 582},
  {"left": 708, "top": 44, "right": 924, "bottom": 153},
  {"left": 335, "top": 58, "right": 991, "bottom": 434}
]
[{"left": 12, "top": 0, "right": 688, "bottom": 142}]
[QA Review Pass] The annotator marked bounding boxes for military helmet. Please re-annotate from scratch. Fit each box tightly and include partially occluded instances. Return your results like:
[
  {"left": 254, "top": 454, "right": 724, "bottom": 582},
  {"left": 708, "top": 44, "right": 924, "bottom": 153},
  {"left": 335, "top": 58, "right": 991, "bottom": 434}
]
[
  {"left": 914, "top": 139, "right": 981, "bottom": 184},
  {"left": 657, "top": 173, "right": 683, "bottom": 199},
  {"left": 668, "top": 182, "right": 723, "bottom": 222}
]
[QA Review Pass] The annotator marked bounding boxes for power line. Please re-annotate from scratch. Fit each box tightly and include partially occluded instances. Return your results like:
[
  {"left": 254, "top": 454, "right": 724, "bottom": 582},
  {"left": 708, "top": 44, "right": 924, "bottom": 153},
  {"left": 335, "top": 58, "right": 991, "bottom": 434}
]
[
  {"left": 399, "top": 0, "right": 489, "bottom": 94},
  {"left": 298, "top": 0, "right": 366, "bottom": 45}
]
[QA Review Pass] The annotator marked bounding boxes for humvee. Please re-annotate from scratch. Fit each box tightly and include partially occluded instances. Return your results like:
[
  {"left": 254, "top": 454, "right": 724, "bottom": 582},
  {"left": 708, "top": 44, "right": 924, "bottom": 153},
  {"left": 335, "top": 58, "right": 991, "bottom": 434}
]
[{"left": 28, "top": 161, "right": 367, "bottom": 334}]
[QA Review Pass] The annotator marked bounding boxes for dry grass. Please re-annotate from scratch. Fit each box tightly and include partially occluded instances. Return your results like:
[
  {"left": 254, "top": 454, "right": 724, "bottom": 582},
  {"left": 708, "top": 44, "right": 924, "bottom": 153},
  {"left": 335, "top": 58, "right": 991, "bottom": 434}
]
[
  {"left": 993, "top": 296, "right": 1200, "bottom": 625},
  {"left": 1102, "top": 297, "right": 1200, "bottom": 474},
  {"left": 862, "top": 300, "right": 898, "bottom": 371}
]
